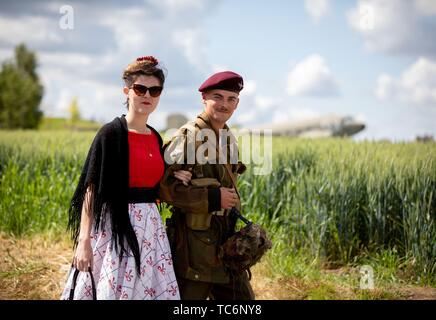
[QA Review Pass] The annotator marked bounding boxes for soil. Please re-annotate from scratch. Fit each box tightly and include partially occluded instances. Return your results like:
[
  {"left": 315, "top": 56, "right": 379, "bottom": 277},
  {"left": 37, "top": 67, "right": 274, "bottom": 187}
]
[{"left": 1, "top": 233, "right": 435, "bottom": 300}]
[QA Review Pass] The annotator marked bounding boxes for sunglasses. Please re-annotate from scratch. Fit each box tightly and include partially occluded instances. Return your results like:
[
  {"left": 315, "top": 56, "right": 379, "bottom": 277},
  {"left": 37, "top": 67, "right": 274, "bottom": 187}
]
[{"left": 132, "top": 84, "right": 163, "bottom": 97}]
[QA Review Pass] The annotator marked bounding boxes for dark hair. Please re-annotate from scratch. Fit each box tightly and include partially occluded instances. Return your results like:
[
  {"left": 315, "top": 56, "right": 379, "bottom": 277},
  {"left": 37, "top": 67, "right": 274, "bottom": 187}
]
[{"left": 122, "top": 56, "right": 166, "bottom": 108}]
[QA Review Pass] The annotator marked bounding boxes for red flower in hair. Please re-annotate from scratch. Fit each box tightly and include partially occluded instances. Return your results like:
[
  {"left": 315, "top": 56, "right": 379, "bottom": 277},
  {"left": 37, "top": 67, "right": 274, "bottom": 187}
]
[{"left": 136, "top": 56, "right": 158, "bottom": 65}]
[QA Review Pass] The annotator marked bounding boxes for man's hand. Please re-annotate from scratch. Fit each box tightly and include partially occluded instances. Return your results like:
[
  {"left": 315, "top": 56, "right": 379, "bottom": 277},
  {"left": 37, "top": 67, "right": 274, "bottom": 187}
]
[
  {"left": 220, "top": 187, "right": 238, "bottom": 209},
  {"left": 173, "top": 170, "right": 192, "bottom": 186}
]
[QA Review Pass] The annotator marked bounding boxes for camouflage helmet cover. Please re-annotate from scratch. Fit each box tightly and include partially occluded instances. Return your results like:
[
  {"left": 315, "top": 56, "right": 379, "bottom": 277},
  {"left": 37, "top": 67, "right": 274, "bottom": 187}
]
[{"left": 219, "top": 220, "right": 272, "bottom": 275}]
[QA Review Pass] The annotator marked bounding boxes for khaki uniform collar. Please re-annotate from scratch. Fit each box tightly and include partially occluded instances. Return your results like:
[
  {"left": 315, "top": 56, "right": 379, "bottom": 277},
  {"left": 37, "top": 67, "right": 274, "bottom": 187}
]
[{"left": 197, "top": 111, "right": 230, "bottom": 132}]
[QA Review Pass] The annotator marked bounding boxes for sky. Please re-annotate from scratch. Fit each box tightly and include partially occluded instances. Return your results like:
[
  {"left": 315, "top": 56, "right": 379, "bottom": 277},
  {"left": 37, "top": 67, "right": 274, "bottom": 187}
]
[{"left": 0, "top": 0, "right": 435, "bottom": 141}]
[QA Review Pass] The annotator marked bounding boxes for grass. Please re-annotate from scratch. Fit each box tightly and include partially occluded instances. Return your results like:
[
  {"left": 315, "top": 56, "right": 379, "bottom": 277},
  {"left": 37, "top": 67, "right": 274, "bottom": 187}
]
[
  {"left": 0, "top": 130, "right": 94, "bottom": 236},
  {"left": 0, "top": 232, "right": 72, "bottom": 300},
  {"left": 0, "top": 130, "right": 435, "bottom": 296},
  {"left": 239, "top": 138, "right": 436, "bottom": 285},
  {"left": 2, "top": 231, "right": 434, "bottom": 300},
  {"left": 38, "top": 117, "right": 102, "bottom": 131}
]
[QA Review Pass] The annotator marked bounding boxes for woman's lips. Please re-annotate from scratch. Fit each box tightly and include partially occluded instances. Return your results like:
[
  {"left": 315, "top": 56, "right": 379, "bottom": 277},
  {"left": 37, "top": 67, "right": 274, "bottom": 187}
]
[{"left": 142, "top": 102, "right": 151, "bottom": 105}]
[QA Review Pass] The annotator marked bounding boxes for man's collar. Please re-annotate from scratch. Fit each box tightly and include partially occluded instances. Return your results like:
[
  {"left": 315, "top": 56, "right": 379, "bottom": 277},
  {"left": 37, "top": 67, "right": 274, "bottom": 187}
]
[{"left": 197, "top": 111, "right": 229, "bottom": 131}]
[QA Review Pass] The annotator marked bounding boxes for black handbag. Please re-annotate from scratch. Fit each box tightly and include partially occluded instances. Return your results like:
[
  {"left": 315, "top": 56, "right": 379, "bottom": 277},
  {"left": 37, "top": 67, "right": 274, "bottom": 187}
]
[{"left": 68, "top": 267, "right": 97, "bottom": 300}]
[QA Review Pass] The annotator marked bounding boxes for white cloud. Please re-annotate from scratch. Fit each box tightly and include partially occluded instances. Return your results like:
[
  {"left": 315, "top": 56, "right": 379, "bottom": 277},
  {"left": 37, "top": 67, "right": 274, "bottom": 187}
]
[
  {"left": 0, "top": 48, "right": 12, "bottom": 61},
  {"left": 232, "top": 91, "right": 281, "bottom": 126},
  {"left": 230, "top": 80, "right": 258, "bottom": 125},
  {"left": 271, "top": 107, "right": 320, "bottom": 124},
  {"left": 347, "top": 0, "right": 436, "bottom": 57},
  {"left": 39, "top": 65, "right": 124, "bottom": 121},
  {"left": 39, "top": 52, "right": 92, "bottom": 67},
  {"left": 234, "top": 93, "right": 322, "bottom": 129},
  {"left": 172, "top": 28, "right": 209, "bottom": 74},
  {"left": 304, "top": 0, "right": 330, "bottom": 23},
  {"left": 99, "top": 8, "right": 154, "bottom": 51},
  {"left": 97, "top": 5, "right": 212, "bottom": 84},
  {"left": 375, "top": 73, "right": 395, "bottom": 101},
  {"left": 234, "top": 98, "right": 320, "bottom": 128},
  {"left": 241, "top": 80, "right": 256, "bottom": 96},
  {"left": 0, "top": 15, "right": 63, "bottom": 46},
  {"left": 255, "top": 96, "right": 279, "bottom": 111},
  {"left": 376, "top": 57, "right": 436, "bottom": 106},
  {"left": 415, "top": 0, "right": 436, "bottom": 15},
  {"left": 286, "top": 54, "right": 339, "bottom": 97},
  {"left": 151, "top": 0, "right": 206, "bottom": 14},
  {"left": 234, "top": 109, "right": 258, "bottom": 125},
  {"left": 211, "top": 64, "right": 229, "bottom": 73},
  {"left": 0, "top": 1, "right": 218, "bottom": 126}
]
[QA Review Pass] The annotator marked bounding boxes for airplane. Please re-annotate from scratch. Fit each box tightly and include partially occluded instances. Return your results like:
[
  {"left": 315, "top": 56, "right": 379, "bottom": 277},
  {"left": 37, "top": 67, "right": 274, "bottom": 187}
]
[{"left": 246, "top": 114, "right": 365, "bottom": 137}]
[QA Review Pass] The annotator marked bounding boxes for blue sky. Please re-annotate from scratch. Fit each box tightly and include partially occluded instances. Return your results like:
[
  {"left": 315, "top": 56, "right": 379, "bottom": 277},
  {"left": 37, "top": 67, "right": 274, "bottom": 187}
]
[{"left": 0, "top": 0, "right": 435, "bottom": 141}]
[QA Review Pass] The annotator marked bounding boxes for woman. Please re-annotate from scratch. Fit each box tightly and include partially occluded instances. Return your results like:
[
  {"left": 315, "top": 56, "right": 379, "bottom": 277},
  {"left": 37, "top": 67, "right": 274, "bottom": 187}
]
[{"left": 61, "top": 56, "right": 190, "bottom": 300}]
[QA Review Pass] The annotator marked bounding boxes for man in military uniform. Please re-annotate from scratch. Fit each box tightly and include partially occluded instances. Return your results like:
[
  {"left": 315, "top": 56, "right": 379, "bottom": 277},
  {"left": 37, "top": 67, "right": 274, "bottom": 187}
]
[{"left": 159, "top": 71, "right": 255, "bottom": 300}]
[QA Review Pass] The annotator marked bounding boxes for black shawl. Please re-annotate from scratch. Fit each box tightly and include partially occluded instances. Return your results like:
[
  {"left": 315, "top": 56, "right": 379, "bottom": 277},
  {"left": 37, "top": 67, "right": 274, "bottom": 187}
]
[{"left": 68, "top": 115, "right": 163, "bottom": 275}]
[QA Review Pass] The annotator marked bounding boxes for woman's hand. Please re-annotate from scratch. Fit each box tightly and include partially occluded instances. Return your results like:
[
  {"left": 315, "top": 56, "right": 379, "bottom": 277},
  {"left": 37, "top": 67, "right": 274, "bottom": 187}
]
[
  {"left": 73, "top": 237, "right": 93, "bottom": 271},
  {"left": 173, "top": 170, "right": 192, "bottom": 186}
]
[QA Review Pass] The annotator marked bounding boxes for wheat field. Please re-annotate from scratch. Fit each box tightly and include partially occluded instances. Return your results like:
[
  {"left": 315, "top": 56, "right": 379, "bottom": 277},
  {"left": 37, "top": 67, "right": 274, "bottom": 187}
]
[{"left": 0, "top": 131, "right": 435, "bottom": 289}]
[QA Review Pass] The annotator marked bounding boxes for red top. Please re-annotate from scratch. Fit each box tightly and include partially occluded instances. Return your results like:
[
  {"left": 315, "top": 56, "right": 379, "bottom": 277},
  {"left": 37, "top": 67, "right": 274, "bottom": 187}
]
[{"left": 128, "top": 130, "right": 164, "bottom": 188}]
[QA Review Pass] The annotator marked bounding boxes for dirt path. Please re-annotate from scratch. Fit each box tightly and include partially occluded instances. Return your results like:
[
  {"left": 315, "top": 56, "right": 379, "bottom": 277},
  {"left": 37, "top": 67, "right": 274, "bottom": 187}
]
[
  {"left": 250, "top": 264, "right": 436, "bottom": 300},
  {"left": 1, "top": 233, "right": 435, "bottom": 300}
]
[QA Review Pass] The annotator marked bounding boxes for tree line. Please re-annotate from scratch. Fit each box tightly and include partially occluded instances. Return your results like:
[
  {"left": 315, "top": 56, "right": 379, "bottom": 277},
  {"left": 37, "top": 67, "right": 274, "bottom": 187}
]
[{"left": 0, "top": 43, "right": 43, "bottom": 129}]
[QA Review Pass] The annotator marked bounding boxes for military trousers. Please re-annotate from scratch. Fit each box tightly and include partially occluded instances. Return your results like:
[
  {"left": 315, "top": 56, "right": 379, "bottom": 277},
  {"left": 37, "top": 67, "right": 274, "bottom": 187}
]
[{"left": 177, "top": 271, "right": 255, "bottom": 300}]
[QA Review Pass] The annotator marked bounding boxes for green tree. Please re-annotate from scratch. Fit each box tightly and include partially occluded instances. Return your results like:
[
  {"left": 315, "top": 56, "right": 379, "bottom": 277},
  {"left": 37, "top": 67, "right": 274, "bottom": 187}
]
[
  {"left": 0, "top": 43, "right": 43, "bottom": 129},
  {"left": 68, "top": 97, "right": 81, "bottom": 126}
]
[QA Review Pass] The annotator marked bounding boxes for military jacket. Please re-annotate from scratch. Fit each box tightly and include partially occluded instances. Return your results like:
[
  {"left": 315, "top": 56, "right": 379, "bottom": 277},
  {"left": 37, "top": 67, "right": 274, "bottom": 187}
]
[{"left": 159, "top": 112, "right": 246, "bottom": 283}]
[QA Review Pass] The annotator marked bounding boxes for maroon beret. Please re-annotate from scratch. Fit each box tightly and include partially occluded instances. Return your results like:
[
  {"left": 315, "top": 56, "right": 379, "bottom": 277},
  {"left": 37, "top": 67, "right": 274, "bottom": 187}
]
[{"left": 198, "top": 71, "right": 244, "bottom": 93}]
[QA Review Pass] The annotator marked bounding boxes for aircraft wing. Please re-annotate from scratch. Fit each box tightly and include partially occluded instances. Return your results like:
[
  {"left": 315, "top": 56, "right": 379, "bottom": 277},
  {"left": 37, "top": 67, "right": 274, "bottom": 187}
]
[{"left": 297, "top": 129, "right": 333, "bottom": 138}]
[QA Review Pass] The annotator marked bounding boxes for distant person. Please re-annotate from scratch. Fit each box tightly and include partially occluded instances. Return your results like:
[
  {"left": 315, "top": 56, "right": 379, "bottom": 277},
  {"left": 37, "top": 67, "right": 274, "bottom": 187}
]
[
  {"left": 159, "top": 71, "right": 255, "bottom": 300},
  {"left": 61, "top": 56, "right": 191, "bottom": 300}
]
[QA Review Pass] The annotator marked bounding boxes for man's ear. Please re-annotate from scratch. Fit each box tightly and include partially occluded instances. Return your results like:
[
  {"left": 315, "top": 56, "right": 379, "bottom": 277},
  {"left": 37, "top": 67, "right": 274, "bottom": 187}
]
[
  {"left": 234, "top": 97, "right": 239, "bottom": 109},
  {"left": 123, "top": 86, "right": 129, "bottom": 95}
]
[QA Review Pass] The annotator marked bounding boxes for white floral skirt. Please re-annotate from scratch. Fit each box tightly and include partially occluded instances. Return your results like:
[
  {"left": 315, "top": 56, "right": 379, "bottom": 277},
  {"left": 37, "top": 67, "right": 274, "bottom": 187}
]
[{"left": 61, "top": 203, "right": 180, "bottom": 300}]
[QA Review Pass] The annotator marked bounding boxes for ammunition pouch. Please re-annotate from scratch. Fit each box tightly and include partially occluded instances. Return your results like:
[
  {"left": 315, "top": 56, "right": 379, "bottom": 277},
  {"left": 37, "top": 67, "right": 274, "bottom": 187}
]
[
  {"left": 190, "top": 177, "right": 221, "bottom": 188},
  {"left": 185, "top": 178, "right": 221, "bottom": 231}
]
